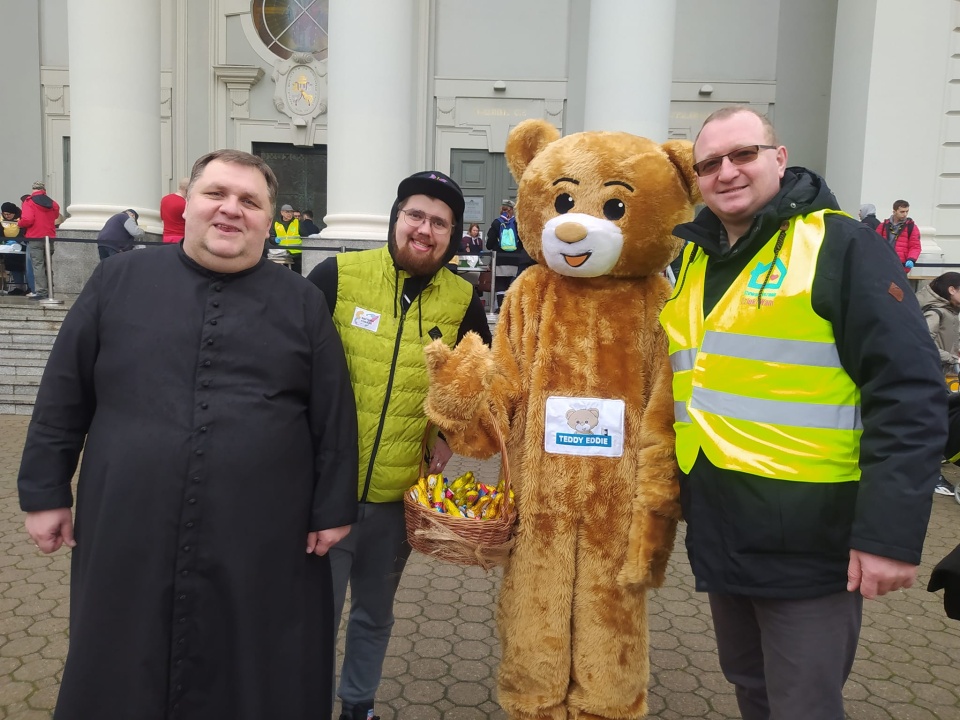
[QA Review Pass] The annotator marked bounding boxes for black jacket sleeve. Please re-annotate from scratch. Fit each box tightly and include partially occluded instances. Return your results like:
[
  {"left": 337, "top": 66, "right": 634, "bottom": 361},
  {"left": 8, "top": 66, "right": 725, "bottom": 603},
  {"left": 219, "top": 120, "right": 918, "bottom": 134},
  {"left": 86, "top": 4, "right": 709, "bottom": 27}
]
[
  {"left": 486, "top": 219, "right": 501, "bottom": 251},
  {"left": 18, "top": 263, "right": 104, "bottom": 511},
  {"left": 813, "top": 215, "right": 947, "bottom": 564},
  {"left": 457, "top": 293, "right": 492, "bottom": 346},
  {"left": 306, "top": 295, "right": 358, "bottom": 530},
  {"left": 306, "top": 256, "right": 338, "bottom": 315}
]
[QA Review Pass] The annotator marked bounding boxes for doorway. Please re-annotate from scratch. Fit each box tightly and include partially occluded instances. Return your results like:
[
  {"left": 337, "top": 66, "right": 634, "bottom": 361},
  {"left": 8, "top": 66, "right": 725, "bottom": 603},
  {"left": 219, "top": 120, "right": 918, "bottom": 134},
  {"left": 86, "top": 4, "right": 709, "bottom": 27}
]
[
  {"left": 450, "top": 150, "right": 518, "bottom": 237},
  {"left": 252, "top": 143, "right": 328, "bottom": 230}
]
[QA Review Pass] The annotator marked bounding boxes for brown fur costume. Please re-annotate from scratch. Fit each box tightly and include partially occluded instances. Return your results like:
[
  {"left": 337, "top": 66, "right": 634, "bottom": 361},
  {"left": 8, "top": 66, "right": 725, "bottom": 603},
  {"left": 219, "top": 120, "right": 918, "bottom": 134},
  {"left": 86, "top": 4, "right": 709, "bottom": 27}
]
[{"left": 424, "top": 119, "right": 700, "bottom": 720}]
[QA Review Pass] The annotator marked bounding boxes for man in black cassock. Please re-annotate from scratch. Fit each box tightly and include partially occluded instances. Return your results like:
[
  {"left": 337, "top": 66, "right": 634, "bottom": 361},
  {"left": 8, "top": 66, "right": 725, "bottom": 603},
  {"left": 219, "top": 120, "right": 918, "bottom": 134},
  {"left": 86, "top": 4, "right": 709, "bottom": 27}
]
[{"left": 17, "top": 149, "right": 358, "bottom": 720}]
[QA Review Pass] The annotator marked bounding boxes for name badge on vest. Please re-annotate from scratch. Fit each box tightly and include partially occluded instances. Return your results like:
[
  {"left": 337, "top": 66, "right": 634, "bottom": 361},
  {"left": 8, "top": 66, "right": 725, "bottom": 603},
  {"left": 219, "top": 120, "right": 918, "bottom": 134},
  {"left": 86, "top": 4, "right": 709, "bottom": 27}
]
[
  {"left": 544, "top": 396, "right": 625, "bottom": 457},
  {"left": 351, "top": 307, "right": 381, "bottom": 333}
]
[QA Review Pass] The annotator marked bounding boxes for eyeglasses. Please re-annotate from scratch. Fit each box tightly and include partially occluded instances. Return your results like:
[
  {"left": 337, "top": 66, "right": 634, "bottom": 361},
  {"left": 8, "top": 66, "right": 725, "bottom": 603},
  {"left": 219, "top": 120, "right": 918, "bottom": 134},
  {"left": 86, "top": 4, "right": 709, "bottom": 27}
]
[
  {"left": 692, "top": 145, "right": 778, "bottom": 177},
  {"left": 399, "top": 208, "right": 452, "bottom": 234}
]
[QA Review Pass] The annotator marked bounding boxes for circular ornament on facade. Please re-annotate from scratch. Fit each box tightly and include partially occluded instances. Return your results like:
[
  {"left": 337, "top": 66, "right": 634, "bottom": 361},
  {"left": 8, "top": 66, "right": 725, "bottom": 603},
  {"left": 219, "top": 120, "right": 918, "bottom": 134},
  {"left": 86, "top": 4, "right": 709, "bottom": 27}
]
[
  {"left": 285, "top": 65, "right": 321, "bottom": 115},
  {"left": 253, "top": 0, "right": 328, "bottom": 61}
]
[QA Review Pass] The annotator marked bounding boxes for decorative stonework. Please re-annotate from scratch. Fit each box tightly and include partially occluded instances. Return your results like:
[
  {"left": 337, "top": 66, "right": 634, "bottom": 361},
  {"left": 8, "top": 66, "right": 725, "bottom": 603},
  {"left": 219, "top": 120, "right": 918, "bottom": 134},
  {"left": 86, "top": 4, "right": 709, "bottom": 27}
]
[
  {"left": 436, "top": 97, "right": 456, "bottom": 126},
  {"left": 43, "top": 85, "right": 66, "bottom": 116},
  {"left": 213, "top": 65, "right": 265, "bottom": 120},
  {"left": 271, "top": 54, "right": 328, "bottom": 146}
]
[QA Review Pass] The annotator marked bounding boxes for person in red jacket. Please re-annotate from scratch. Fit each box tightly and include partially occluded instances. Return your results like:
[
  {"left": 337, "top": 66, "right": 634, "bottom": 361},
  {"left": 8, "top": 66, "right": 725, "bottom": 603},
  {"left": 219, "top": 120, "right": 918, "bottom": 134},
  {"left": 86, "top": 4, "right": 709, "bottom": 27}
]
[
  {"left": 877, "top": 199, "right": 921, "bottom": 273},
  {"left": 18, "top": 181, "right": 60, "bottom": 299},
  {"left": 160, "top": 177, "right": 189, "bottom": 243}
]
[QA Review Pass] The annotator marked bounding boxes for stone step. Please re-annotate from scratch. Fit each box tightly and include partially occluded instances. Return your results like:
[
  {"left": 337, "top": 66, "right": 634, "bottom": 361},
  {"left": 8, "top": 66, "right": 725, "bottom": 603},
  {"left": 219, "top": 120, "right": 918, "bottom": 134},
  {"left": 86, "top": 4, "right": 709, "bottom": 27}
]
[
  {"left": 0, "top": 347, "right": 50, "bottom": 360},
  {"left": 0, "top": 394, "right": 39, "bottom": 415},
  {"left": 0, "top": 360, "right": 47, "bottom": 376}
]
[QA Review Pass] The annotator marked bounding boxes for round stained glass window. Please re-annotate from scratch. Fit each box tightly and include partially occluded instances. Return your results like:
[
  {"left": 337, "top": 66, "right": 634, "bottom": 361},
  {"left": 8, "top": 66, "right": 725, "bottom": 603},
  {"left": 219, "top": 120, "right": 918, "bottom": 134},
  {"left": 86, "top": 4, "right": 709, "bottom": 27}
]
[{"left": 252, "top": 0, "right": 329, "bottom": 61}]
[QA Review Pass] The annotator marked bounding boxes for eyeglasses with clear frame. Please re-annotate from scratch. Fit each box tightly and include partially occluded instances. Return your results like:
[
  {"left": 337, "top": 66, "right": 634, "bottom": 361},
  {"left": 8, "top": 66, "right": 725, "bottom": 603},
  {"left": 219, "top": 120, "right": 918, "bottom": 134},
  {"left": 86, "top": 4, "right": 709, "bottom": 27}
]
[
  {"left": 399, "top": 208, "right": 452, "bottom": 235},
  {"left": 692, "top": 144, "right": 778, "bottom": 177}
]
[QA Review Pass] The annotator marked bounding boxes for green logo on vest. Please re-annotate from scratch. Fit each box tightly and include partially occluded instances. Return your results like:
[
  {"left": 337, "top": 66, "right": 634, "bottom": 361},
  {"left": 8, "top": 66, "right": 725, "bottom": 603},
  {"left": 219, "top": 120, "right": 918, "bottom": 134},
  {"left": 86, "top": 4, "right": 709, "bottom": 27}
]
[{"left": 747, "top": 258, "right": 787, "bottom": 291}]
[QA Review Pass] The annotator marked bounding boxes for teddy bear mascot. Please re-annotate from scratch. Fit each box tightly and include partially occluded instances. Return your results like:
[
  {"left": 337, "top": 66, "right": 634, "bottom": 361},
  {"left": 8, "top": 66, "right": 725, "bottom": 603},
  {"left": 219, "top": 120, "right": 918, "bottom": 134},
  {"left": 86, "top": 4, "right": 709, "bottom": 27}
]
[{"left": 423, "top": 118, "right": 701, "bottom": 720}]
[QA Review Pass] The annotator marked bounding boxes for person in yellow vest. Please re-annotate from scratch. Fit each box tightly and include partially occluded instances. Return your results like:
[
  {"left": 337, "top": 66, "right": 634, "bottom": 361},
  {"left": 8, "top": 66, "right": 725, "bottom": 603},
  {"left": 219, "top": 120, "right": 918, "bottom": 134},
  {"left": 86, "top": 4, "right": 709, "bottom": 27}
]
[
  {"left": 661, "top": 106, "right": 947, "bottom": 720},
  {"left": 306, "top": 170, "right": 491, "bottom": 720},
  {"left": 269, "top": 203, "right": 302, "bottom": 274}
]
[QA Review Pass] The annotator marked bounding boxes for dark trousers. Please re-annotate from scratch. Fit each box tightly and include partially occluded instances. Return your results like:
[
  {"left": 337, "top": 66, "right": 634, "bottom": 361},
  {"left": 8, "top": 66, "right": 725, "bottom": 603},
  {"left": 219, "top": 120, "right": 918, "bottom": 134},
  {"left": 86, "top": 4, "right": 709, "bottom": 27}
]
[
  {"left": 329, "top": 502, "right": 411, "bottom": 716},
  {"left": 97, "top": 246, "right": 120, "bottom": 261},
  {"left": 708, "top": 591, "right": 863, "bottom": 720}
]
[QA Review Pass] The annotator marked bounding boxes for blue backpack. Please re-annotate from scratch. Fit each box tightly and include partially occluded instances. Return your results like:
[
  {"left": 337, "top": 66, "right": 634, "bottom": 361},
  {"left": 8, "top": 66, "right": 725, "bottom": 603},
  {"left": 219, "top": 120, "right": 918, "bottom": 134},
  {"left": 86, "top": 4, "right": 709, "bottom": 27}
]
[{"left": 499, "top": 221, "right": 518, "bottom": 252}]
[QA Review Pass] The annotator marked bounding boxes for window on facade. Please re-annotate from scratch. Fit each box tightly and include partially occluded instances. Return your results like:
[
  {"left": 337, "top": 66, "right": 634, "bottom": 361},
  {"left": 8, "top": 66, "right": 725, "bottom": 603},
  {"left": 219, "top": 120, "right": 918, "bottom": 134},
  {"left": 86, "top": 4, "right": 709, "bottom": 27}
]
[{"left": 252, "top": 0, "right": 328, "bottom": 61}]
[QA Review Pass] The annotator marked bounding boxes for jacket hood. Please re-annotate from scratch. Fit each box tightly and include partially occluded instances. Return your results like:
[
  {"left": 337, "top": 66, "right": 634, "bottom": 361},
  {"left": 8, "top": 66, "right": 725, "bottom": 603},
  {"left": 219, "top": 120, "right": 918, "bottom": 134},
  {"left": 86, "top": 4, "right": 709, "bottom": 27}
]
[
  {"left": 917, "top": 283, "right": 959, "bottom": 315},
  {"left": 30, "top": 191, "right": 54, "bottom": 209},
  {"left": 674, "top": 167, "right": 841, "bottom": 260}
]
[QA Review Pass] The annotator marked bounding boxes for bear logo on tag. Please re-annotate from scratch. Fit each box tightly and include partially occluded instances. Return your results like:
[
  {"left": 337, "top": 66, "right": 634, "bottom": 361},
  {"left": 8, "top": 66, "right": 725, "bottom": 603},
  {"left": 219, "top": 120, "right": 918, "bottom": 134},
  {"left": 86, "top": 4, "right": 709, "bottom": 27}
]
[
  {"left": 544, "top": 397, "right": 625, "bottom": 457},
  {"left": 351, "top": 307, "right": 381, "bottom": 333}
]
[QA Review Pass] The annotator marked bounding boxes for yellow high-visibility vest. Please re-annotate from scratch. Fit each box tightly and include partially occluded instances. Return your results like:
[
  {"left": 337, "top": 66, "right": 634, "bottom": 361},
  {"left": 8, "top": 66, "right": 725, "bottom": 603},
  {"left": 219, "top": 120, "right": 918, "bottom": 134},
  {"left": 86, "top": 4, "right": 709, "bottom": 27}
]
[
  {"left": 660, "top": 210, "right": 861, "bottom": 482},
  {"left": 274, "top": 219, "right": 301, "bottom": 254}
]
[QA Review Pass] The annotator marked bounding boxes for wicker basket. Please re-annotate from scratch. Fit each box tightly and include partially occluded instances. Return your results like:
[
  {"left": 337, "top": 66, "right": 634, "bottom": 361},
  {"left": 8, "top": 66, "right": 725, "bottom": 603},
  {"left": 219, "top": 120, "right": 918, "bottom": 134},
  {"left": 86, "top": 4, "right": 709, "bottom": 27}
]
[{"left": 404, "top": 425, "right": 516, "bottom": 570}]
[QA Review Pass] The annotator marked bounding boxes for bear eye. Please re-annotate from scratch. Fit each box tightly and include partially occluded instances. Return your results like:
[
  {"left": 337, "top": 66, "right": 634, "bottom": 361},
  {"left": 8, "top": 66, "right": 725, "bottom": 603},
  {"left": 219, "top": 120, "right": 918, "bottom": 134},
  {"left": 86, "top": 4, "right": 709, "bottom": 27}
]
[
  {"left": 554, "top": 193, "right": 575, "bottom": 214},
  {"left": 603, "top": 198, "right": 626, "bottom": 221}
]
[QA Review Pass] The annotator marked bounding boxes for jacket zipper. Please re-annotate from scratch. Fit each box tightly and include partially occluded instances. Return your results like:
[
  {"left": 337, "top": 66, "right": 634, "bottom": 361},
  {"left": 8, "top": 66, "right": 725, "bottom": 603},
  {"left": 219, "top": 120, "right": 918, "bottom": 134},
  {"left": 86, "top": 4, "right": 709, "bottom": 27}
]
[{"left": 360, "top": 307, "right": 407, "bottom": 502}]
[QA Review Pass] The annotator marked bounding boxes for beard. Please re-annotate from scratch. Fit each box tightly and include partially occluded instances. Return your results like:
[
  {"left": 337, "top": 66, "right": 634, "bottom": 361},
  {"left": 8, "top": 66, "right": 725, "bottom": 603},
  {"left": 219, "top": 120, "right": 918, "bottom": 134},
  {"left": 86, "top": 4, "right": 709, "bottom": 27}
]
[{"left": 388, "top": 229, "right": 448, "bottom": 277}]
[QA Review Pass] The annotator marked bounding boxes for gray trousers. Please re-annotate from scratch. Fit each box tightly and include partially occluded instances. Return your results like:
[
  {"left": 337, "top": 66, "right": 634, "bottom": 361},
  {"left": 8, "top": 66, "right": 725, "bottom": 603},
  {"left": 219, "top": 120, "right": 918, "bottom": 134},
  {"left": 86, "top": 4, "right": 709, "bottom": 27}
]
[
  {"left": 708, "top": 591, "right": 863, "bottom": 720},
  {"left": 330, "top": 502, "right": 411, "bottom": 715},
  {"left": 28, "top": 240, "right": 47, "bottom": 294}
]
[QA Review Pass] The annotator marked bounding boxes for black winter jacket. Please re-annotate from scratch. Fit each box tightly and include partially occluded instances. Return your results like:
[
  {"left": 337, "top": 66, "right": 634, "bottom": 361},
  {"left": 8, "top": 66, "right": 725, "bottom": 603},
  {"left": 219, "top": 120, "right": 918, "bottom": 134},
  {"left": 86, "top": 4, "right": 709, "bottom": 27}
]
[{"left": 671, "top": 167, "right": 946, "bottom": 598}]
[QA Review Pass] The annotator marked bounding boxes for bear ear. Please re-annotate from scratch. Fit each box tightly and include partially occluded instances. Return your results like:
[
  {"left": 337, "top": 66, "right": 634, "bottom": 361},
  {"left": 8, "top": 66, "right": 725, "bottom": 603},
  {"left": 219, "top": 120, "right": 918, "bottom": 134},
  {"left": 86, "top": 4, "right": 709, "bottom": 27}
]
[
  {"left": 662, "top": 140, "right": 702, "bottom": 205},
  {"left": 506, "top": 120, "right": 561, "bottom": 182},
  {"left": 588, "top": 408, "right": 599, "bottom": 420}
]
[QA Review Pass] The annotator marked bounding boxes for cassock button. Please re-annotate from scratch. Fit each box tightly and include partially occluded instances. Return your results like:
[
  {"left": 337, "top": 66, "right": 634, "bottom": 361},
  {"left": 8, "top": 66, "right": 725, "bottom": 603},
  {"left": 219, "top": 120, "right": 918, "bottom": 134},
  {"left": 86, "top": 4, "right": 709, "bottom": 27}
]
[
  {"left": 201, "top": 403, "right": 209, "bottom": 410},
  {"left": 202, "top": 380, "right": 210, "bottom": 387},
  {"left": 181, "top": 570, "right": 189, "bottom": 576},
  {"left": 178, "top": 594, "right": 186, "bottom": 601},
  {"left": 176, "top": 684, "right": 182, "bottom": 691},
  {"left": 206, "top": 339, "right": 214, "bottom": 345},
  {"left": 188, "top": 497, "right": 197, "bottom": 504},
  {"left": 214, "top": 285, "right": 223, "bottom": 292},
  {"left": 179, "top": 617, "right": 186, "bottom": 624},
  {"left": 203, "top": 360, "right": 211, "bottom": 367},
  {"left": 210, "top": 320, "right": 218, "bottom": 326},
  {"left": 195, "top": 449, "right": 203, "bottom": 456},
  {"left": 177, "top": 638, "right": 184, "bottom": 645},
  {"left": 213, "top": 301, "right": 220, "bottom": 308},
  {"left": 182, "top": 546, "right": 191, "bottom": 552},
  {"left": 200, "top": 427, "right": 207, "bottom": 433},
  {"left": 186, "top": 521, "right": 195, "bottom": 528},
  {"left": 192, "top": 476, "right": 200, "bottom": 483}
]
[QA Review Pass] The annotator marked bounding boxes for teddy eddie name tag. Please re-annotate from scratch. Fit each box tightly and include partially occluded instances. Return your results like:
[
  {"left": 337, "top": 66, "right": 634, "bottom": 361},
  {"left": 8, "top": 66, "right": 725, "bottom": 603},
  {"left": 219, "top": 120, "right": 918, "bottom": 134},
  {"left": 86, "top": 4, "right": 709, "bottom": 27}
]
[{"left": 544, "top": 396, "right": 625, "bottom": 457}]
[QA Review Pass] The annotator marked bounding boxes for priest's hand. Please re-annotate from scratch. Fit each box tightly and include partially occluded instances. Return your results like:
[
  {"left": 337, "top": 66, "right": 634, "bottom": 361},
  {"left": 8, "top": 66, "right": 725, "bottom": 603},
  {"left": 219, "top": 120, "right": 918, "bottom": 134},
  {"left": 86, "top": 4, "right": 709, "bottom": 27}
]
[
  {"left": 427, "top": 437, "right": 453, "bottom": 475},
  {"left": 306, "top": 525, "right": 352, "bottom": 556},
  {"left": 25, "top": 508, "right": 76, "bottom": 554}
]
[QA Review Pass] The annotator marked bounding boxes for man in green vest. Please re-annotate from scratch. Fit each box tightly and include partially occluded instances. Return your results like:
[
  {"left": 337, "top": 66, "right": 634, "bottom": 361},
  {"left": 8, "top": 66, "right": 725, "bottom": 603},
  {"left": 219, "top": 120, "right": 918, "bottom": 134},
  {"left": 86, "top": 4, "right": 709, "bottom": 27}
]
[
  {"left": 661, "top": 106, "right": 946, "bottom": 720},
  {"left": 269, "top": 202, "right": 302, "bottom": 273},
  {"left": 307, "top": 170, "right": 491, "bottom": 720}
]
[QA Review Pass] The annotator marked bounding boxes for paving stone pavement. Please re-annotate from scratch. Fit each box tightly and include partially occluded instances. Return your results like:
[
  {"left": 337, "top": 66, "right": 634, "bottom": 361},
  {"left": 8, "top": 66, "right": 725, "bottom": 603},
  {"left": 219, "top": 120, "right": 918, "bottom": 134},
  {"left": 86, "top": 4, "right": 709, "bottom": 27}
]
[{"left": 0, "top": 414, "right": 956, "bottom": 719}]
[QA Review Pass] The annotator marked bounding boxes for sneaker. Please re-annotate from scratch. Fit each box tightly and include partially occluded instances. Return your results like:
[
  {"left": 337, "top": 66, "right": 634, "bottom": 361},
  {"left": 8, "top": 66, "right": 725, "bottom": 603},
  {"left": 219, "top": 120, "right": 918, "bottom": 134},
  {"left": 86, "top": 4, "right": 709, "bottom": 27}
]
[
  {"left": 28, "top": 294, "right": 47, "bottom": 300},
  {"left": 24, "top": 292, "right": 39, "bottom": 298},
  {"left": 934, "top": 476, "right": 955, "bottom": 496}
]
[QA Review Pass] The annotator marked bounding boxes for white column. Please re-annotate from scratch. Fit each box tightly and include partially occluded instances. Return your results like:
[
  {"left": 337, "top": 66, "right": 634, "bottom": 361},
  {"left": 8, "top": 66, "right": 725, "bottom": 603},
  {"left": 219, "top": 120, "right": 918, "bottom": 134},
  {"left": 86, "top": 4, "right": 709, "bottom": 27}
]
[
  {"left": 61, "top": 0, "right": 162, "bottom": 232},
  {"left": 321, "top": 0, "right": 416, "bottom": 241},
  {"left": 826, "top": 0, "right": 953, "bottom": 266},
  {"left": 583, "top": 0, "right": 676, "bottom": 140}
]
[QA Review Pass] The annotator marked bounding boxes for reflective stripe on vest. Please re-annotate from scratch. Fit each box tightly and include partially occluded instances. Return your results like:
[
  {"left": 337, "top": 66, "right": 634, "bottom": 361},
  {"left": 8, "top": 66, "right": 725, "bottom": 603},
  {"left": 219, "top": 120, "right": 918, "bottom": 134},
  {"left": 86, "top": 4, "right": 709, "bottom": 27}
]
[
  {"left": 660, "top": 210, "right": 861, "bottom": 482},
  {"left": 274, "top": 219, "right": 302, "bottom": 254}
]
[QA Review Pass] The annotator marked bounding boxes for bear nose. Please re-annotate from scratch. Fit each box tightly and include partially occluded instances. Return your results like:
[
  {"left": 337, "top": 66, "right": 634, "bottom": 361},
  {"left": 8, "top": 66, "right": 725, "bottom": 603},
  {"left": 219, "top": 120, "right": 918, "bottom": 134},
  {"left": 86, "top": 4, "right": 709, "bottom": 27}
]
[{"left": 555, "top": 222, "right": 587, "bottom": 244}]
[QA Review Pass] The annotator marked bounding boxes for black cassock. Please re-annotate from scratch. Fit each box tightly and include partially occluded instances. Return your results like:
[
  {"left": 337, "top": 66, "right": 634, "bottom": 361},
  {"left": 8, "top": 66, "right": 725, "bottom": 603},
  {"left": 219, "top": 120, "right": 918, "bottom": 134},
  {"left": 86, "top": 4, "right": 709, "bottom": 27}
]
[{"left": 17, "top": 244, "right": 358, "bottom": 720}]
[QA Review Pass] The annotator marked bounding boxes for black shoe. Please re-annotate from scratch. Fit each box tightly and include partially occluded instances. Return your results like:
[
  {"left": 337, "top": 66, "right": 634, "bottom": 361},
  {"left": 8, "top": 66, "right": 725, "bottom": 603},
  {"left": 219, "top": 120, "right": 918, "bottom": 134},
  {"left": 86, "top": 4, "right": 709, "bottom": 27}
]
[{"left": 339, "top": 707, "right": 379, "bottom": 720}]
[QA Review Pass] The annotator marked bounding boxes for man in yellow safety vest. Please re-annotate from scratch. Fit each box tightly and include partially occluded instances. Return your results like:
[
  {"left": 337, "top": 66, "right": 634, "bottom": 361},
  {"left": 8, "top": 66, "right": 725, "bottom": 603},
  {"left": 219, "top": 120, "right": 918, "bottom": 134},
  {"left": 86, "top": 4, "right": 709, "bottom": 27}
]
[{"left": 661, "top": 106, "right": 946, "bottom": 720}]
